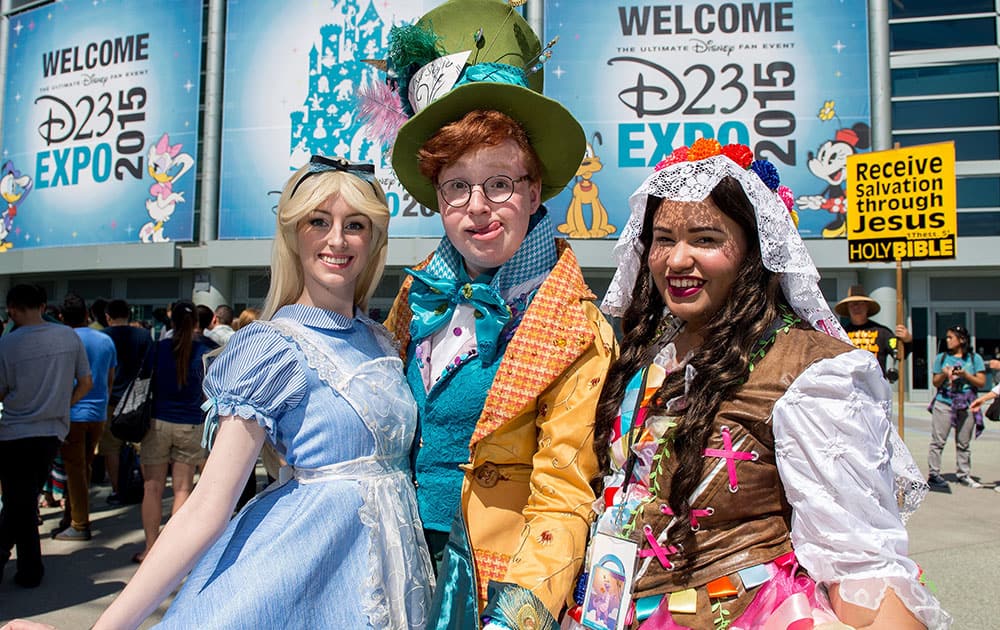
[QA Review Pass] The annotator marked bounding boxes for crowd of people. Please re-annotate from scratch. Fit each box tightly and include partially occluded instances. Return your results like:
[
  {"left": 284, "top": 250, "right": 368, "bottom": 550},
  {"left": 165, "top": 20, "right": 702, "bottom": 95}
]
[
  {"left": 0, "top": 1, "right": 974, "bottom": 628},
  {"left": 0, "top": 293, "right": 262, "bottom": 579}
]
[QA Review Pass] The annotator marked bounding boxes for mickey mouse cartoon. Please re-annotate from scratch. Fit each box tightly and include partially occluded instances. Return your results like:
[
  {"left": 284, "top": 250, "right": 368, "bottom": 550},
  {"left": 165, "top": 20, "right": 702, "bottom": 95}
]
[{"left": 797, "top": 121, "right": 871, "bottom": 238}]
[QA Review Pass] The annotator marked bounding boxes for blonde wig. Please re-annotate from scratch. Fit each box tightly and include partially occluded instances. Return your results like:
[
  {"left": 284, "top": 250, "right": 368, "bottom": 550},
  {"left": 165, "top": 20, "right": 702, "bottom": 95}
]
[{"left": 263, "top": 165, "right": 390, "bottom": 319}]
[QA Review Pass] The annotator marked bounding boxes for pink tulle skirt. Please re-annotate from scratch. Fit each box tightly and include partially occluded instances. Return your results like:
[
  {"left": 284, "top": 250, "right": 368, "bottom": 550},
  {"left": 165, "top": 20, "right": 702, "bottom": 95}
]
[{"left": 639, "top": 553, "right": 847, "bottom": 630}]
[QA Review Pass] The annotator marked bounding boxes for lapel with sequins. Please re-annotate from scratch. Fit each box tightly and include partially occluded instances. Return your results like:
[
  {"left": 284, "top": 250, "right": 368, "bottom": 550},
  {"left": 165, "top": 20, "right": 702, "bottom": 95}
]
[{"left": 469, "top": 241, "right": 596, "bottom": 446}]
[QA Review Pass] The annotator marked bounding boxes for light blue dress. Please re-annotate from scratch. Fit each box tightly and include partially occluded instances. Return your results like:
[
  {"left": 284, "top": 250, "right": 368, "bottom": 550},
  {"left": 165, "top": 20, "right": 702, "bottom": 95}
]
[{"left": 155, "top": 304, "right": 433, "bottom": 630}]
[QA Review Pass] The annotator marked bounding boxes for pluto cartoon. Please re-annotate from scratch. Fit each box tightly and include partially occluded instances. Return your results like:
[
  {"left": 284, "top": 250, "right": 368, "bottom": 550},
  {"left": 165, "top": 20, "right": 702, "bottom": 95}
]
[
  {"left": 0, "top": 161, "right": 32, "bottom": 252},
  {"left": 559, "top": 132, "right": 616, "bottom": 238},
  {"left": 140, "top": 133, "right": 194, "bottom": 243},
  {"left": 797, "top": 111, "right": 871, "bottom": 238}
]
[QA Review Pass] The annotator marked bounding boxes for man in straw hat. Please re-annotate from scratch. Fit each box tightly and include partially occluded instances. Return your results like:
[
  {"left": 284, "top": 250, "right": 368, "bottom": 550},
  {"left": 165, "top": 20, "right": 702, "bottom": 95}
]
[
  {"left": 835, "top": 284, "right": 911, "bottom": 380},
  {"left": 373, "top": 1, "right": 617, "bottom": 628}
]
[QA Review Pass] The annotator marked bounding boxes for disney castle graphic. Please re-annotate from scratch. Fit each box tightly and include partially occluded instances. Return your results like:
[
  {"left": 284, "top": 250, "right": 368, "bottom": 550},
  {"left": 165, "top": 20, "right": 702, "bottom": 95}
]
[{"left": 288, "top": 0, "right": 385, "bottom": 169}]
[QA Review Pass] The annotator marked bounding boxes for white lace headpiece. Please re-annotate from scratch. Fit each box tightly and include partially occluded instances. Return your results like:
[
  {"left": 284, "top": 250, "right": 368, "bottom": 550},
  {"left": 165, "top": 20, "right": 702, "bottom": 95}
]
[{"left": 602, "top": 149, "right": 847, "bottom": 342}]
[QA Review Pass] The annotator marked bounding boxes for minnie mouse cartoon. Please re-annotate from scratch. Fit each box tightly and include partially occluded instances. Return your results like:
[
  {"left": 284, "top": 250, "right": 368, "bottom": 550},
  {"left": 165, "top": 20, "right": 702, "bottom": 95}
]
[{"left": 796, "top": 121, "right": 871, "bottom": 238}]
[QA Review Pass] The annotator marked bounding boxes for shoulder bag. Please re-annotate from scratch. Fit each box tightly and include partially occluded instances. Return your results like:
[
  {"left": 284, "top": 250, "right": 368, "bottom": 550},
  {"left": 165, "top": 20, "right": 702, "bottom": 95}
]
[
  {"left": 986, "top": 397, "right": 1000, "bottom": 422},
  {"left": 110, "top": 343, "right": 155, "bottom": 442},
  {"left": 117, "top": 442, "right": 145, "bottom": 504}
]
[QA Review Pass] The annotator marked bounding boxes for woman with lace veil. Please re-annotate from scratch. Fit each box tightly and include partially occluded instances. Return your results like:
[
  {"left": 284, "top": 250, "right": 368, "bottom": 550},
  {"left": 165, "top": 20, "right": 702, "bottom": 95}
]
[
  {"left": 571, "top": 140, "right": 949, "bottom": 629},
  {"left": 3, "top": 157, "right": 434, "bottom": 630}
]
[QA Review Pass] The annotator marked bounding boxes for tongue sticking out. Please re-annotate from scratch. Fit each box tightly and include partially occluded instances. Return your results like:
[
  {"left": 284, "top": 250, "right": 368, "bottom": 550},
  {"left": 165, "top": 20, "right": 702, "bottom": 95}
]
[{"left": 472, "top": 221, "right": 502, "bottom": 238}]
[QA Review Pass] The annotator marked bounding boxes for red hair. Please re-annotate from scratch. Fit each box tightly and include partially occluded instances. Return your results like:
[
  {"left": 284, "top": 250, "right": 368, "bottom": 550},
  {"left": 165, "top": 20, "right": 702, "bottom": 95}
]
[{"left": 417, "top": 110, "right": 542, "bottom": 184}]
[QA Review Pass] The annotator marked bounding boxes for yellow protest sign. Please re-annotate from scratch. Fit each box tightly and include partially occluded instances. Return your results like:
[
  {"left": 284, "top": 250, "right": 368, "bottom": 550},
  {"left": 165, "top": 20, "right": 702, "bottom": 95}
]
[{"left": 846, "top": 142, "right": 956, "bottom": 262}]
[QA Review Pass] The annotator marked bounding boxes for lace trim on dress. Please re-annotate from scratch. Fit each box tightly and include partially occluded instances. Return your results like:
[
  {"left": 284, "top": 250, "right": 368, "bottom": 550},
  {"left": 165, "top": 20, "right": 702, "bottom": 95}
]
[
  {"left": 210, "top": 397, "right": 277, "bottom": 433},
  {"left": 601, "top": 154, "right": 847, "bottom": 343},
  {"left": 200, "top": 396, "right": 279, "bottom": 449},
  {"left": 258, "top": 317, "right": 432, "bottom": 629},
  {"left": 357, "top": 472, "right": 435, "bottom": 629},
  {"left": 774, "top": 351, "right": 948, "bottom": 629},
  {"left": 262, "top": 317, "right": 415, "bottom": 458},
  {"left": 837, "top": 576, "right": 952, "bottom": 629},
  {"left": 888, "top": 426, "right": 928, "bottom": 524}
]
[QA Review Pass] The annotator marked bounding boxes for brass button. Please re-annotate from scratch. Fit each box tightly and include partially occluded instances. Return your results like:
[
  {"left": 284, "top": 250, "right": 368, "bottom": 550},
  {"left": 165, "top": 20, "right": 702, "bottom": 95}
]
[{"left": 474, "top": 462, "right": 500, "bottom": 488}]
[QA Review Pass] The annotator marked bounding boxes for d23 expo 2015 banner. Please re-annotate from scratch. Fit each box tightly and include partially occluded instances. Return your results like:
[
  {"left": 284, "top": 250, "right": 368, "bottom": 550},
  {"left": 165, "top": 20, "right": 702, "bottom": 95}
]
[
  {"left": 0, "top": 0, "right": 203, "bottom": 251},
  {"left": 219, "top": 0, "right": 444, "bottom": 240},
  {"left": 543, "top": 1, "right": 871, "bottom": 240}
]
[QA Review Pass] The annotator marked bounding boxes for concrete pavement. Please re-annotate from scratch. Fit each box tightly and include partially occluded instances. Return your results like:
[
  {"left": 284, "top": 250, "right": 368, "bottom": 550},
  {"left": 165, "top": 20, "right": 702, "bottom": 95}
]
[
  {"left": 1, "top": 402, "right": 998, "bottom": 628},
  {"left": 0, "top": 466, "right": 185, "bottom": 629},
  {"left": 891, "top": 402, "right": 1000, "bottom": 629}
]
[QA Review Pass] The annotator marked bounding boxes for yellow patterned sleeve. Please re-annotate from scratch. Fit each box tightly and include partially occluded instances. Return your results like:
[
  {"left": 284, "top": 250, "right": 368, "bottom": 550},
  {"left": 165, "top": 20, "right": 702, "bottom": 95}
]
[{"left": 500, "top": 301, "right": 618, "bottom": 617}]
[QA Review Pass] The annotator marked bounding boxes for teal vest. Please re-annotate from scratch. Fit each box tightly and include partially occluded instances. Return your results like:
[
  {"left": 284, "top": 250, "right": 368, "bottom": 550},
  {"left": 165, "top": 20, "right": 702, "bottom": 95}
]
[{"left": 407, "top": 345, "right": 503, "bottom": 533}]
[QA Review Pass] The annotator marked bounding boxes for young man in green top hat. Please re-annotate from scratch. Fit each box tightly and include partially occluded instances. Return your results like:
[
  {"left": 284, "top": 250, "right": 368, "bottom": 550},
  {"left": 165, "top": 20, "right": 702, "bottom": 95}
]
[{"left": 375, "top": 1, "right": 618, "bottom": 628}]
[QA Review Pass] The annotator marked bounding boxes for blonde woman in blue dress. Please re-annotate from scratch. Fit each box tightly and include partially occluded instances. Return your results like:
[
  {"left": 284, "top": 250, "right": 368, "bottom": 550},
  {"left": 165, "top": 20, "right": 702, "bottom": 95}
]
[{"left": 4, "top": 157, "right": 434, "bottom": 630}]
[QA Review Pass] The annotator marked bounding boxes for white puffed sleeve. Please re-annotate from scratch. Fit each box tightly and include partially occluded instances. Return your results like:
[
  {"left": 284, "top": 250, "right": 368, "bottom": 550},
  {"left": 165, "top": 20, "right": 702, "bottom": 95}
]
[{"left": 773, "top": 348, "right": 951, "bottom": 629}]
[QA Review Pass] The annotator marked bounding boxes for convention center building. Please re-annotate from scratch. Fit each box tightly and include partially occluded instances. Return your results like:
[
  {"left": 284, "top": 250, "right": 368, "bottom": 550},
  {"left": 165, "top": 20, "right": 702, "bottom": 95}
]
[{"left": 0, "top": 0, "right": 997, "bottom": 401}]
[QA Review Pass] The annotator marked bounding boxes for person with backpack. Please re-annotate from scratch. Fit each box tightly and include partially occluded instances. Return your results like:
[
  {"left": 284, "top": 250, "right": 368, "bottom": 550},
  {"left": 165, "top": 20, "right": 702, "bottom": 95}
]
[{"left": 927, "top": 324, "right": 987, "bottom": 489}]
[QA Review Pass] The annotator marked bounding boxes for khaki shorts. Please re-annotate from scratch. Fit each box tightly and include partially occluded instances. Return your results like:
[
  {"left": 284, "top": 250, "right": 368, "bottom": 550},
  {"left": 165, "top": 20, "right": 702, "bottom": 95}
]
[
  {"left": 97, "top": 406, "right": 123, "bottom": 456},
  {"left": 140, "top": 419, "right": 207, "bottom": 466}
]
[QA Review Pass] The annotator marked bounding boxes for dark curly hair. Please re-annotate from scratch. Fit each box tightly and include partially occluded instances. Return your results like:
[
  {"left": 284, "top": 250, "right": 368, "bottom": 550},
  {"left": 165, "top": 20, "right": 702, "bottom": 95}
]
[{"left": 593, "top": 175, "right": 787, "bottom": 575}]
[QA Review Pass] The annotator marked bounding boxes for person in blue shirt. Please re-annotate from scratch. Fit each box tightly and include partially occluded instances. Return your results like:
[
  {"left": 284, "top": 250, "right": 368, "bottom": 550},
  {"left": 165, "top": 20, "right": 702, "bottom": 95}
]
[
  {"left": 134, "top": 300, "right": 213, "bottom": 563},
  {"left": 52, "top": 294, "right": 117, "bottom": 541},
  {"left": 928, "top": 324, "right": 987, "bottom": 489},
  {"left": 78, "top": 157, "right": 432, "bottom": 629}
]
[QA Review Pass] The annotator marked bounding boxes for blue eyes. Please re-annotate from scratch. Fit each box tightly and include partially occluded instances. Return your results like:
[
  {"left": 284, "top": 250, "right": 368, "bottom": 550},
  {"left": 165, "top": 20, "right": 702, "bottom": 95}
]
[{"left": 306, "top": 216, "right": 368, "bottom": 231}]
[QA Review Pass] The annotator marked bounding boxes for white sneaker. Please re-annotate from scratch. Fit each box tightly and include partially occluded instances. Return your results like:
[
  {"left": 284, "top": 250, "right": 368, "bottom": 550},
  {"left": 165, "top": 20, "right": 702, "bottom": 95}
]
[
  {"left": 994, "top": 485, "right": 1000, "bottom": 493},
  {"left": 957, "top": 476, "right": 983, "bottom": 489}
]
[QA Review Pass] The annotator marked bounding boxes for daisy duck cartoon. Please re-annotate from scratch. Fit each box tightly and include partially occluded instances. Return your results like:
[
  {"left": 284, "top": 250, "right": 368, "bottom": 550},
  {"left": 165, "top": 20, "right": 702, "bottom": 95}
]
[
  {"left": 140, "top": 133, "right": 194, "bottom": 243},
  {"left": 0, "top": 161, "right": 32, "bottom": 252}
]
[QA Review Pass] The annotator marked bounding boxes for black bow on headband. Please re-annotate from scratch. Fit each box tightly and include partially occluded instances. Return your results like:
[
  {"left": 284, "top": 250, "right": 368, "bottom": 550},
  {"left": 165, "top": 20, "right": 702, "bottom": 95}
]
[{"left": 290, "top": 155, "right": 378, "bottom": 197}]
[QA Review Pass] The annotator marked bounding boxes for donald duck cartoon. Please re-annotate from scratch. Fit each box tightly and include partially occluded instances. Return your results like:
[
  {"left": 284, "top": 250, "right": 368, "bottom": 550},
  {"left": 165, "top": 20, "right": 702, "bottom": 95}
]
[
  {"left": 140, "top": 133, "right": 194, "bottom": 243},
  {"left": 0, "top": 161, "right": 32, "bottom": 252}
]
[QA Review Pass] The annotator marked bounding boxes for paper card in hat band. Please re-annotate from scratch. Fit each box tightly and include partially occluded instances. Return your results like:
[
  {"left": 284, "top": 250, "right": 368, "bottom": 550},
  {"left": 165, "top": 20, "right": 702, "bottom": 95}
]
[{"left": 408, "top": 50, "right": 473, "bottom": 115}]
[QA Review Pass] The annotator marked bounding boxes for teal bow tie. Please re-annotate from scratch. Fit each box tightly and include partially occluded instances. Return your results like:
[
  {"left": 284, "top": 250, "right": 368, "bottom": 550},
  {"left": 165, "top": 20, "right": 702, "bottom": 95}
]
[{"left": 407, "top": 268, "right": 512, "bottom": 365}]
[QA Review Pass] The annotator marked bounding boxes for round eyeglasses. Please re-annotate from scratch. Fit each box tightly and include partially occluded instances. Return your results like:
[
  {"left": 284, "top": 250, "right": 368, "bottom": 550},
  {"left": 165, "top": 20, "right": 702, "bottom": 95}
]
[{"left": 437, "top": 174, "right": 530, "bottom": 208}]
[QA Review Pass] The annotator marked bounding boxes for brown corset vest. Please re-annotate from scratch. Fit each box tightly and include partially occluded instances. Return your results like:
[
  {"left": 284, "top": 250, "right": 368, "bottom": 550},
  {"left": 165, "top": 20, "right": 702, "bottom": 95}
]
[{"left": 630, "top": 326, "right": 852, "bottom": 625}]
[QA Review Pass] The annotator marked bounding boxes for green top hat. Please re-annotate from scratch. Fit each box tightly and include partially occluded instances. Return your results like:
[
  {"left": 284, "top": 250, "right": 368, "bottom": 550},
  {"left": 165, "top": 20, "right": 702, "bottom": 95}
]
[{"left": 390, "top": 0, "right": 585, "bottom": 211}]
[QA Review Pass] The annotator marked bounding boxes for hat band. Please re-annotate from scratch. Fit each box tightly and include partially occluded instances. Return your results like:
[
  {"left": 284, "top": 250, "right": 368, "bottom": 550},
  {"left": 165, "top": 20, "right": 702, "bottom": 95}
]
[
  {"left": 408, "top": 59, "right": 531, "bottom": 116},
  {"left": 455, "top": 62, "right": 529, "bottom": 89}
]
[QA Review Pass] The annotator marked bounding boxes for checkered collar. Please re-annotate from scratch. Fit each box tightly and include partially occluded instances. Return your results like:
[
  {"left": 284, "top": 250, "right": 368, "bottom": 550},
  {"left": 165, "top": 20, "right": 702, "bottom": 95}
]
[{"left": 422, "top": 207, "right": 558, "bottom": 295}]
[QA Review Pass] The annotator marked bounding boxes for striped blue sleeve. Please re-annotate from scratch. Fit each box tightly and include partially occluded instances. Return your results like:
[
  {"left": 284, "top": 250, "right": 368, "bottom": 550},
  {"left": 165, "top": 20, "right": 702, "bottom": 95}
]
[{"left": 202, "top": 322, "right": 308, "bottom": 442}]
